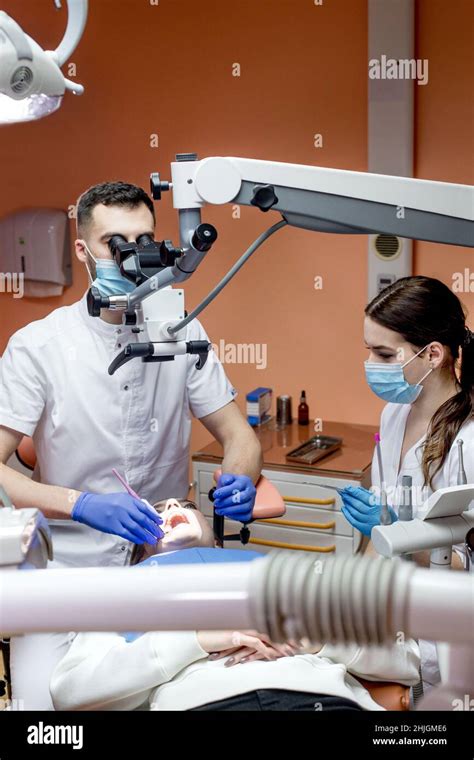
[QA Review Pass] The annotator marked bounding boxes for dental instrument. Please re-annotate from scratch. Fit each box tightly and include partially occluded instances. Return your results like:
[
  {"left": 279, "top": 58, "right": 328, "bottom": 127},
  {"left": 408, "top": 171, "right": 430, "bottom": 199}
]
[
  {"left": 112, "top": 468, "right": 142, "bottom": 501},
  {"left": 457, "top": 439, "right": 467, "bottom": 485},
  {"left": 399, "top": 475, "right": 413, "bottom": 522},
  {"left": 375, "top": 433, "right": 391, "bottom": 526}
]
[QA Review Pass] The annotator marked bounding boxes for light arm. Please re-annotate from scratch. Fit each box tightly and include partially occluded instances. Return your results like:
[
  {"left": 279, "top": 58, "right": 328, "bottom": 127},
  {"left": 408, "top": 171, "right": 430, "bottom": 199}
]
[
  {"left": 52, "top": 0, "right": 88, "bottom": 68},
  {"left": 0, "top": 0, "right": 87, "bottom": 124}
]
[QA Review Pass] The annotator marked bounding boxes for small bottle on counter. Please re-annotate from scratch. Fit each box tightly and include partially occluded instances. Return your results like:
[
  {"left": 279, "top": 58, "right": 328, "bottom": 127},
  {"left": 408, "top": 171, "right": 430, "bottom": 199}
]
[{"left": 298, "top": 390, "right": 309, "bottom": 425}]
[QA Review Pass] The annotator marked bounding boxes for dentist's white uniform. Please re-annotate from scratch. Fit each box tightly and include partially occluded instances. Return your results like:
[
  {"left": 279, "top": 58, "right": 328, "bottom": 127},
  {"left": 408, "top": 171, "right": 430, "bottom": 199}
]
[
  {"left": 0, "top": 293, "right": 236, "bottom": 708},
  {"left": 371, "top": 402, "right": 474, "bottom": 686}
]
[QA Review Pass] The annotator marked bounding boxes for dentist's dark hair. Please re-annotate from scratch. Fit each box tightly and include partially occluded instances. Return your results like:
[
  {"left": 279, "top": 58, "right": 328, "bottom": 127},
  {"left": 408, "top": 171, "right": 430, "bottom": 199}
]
[
  {"left": 366, "top": 276, "right": 473, "bottom": 488},
  {"left": 77, "top": 181, "right": 155, "bottom": 236}
]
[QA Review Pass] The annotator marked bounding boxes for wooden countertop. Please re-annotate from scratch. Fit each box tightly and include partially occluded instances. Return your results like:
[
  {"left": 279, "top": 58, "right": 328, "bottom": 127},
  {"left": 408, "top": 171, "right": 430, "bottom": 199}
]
[{"left": 193, "top": 420, "right": 377, "bottom": 479}]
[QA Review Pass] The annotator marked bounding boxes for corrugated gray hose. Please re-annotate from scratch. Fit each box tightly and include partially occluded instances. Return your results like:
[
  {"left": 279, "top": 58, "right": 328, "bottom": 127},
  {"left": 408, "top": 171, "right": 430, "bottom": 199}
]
[{"left": 248, "top": 551, "right": 415, "bottom": 646}]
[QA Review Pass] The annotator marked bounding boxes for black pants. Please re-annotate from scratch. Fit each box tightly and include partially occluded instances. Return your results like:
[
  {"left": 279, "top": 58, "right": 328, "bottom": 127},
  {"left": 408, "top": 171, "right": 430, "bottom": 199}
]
[{"left": 190, "top": 689, "right": 363, "bottom": 711}]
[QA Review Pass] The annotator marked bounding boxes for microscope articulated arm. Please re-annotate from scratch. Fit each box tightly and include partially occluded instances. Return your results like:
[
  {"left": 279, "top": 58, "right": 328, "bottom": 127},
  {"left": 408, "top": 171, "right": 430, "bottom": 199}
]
[
  {"left": 121, "top": 153, "right": 474, "bottom": 310},
  {"left": 93, "top": 153, "right": 473, "bottom": 374},
  {"left": 171, "top": 155, "right": 473, "bottom": 246}
]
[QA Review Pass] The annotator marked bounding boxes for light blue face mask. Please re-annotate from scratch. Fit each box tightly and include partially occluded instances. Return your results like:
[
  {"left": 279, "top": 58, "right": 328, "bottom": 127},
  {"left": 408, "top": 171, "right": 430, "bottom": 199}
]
[
  {"left": 364, "top": 344, "right": 433, "bottom": 404},
  {"left": 84, "top": 243, "right": 136, "bottom": 297}
]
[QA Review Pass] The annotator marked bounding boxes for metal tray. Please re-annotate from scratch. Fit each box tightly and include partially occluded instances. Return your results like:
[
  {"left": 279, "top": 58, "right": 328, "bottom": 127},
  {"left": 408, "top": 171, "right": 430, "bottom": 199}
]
[{"left": 285, "top": 435, "right": 343, "bottom": 465}]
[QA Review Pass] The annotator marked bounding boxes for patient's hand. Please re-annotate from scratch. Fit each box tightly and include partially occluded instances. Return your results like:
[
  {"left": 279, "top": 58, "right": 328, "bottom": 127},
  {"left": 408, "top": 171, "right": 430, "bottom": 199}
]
[{"left": 197, "top": 630, "right": 300, "bottom": 666}]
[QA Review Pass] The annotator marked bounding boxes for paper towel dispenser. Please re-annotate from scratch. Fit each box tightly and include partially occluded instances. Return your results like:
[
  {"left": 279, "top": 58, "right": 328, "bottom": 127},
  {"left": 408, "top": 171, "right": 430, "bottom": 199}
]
[{"left": 0, "top": 208, "right": 72, "bottom": 297}]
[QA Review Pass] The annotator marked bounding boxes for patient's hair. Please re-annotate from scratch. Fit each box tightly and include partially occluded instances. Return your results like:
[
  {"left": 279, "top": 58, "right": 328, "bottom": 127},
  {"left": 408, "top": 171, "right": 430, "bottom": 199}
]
[
  {"left": 129, "top": 500, "right": 215, "bottom": 565},
  {"left": 77, "top": 181, "right": 156, "bottom": 236}
]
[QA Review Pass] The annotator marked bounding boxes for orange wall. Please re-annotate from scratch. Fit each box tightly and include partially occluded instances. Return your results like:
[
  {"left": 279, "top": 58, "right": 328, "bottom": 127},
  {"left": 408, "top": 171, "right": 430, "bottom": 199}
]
[
  {"left": 415, "top": 0, "right": 474, "bottom": 289},
  {"left": 0, "top": 0, "right": 472, "bottom": 459}
]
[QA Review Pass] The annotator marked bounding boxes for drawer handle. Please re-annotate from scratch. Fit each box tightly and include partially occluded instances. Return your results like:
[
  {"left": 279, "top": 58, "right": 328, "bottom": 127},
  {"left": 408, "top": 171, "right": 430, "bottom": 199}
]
[
  {"left": 248, "top": 538, "right": 336, "bottom": 553},
  {"left": 282, "top": 495, "right": 335, "bottom": 506},
  {"left": 259, "top": 518, "right": 336, "bottom": 530}
]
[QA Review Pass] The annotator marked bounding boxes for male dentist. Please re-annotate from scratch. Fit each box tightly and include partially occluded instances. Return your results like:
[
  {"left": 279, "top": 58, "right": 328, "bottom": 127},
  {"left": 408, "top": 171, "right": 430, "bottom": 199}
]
[{"left": 0, "top": 181, "right": 262, "bottom": 708}]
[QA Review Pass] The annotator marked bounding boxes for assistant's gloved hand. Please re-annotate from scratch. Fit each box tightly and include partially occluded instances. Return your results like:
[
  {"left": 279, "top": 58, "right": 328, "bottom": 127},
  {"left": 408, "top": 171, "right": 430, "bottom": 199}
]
[
  {"left": 340, "top": 485, "right": 398, "bottom": 537},
  {"left": 213, "top": 474, "right": 257, "bottom": 523},
  {"left": 72, "top": 492, "right": 164, "bottom": 544}
]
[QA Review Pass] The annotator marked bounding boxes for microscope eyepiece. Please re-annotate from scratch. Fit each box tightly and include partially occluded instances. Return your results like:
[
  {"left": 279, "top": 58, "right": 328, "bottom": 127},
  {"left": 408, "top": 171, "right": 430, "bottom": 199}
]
[
  {"left": 136, "top": 234, "right": 155, "bottom": 248},
  {"left": 108, "top": 234, "right": 128, "bottom": 259}
]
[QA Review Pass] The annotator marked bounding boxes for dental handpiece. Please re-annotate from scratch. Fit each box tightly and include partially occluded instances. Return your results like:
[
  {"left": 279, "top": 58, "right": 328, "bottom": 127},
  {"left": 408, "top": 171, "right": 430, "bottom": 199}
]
[
  {"left": 465, "top": 528, "right": 474, "bottom": 574},
  {"left": 457, "top": 439, "right": 467, "bottom": 485},
  {"left": 399, "top": 475, "right": 413, "bottom": 522},
  {"left": 375, "top": 433, "right": 391, "bottom": 525},
  {"left": 379, "top": 489, "right": 392, "bottom": 525},
  {"left": 375, "top": 432, "right": 385, "bottom": 485}
]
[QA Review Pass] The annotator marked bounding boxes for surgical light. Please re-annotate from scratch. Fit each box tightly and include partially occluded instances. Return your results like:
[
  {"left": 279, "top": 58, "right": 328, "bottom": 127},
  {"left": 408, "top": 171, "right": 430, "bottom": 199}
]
[{"left": 0, "top": 0, "right": 87, "bottom": 124}]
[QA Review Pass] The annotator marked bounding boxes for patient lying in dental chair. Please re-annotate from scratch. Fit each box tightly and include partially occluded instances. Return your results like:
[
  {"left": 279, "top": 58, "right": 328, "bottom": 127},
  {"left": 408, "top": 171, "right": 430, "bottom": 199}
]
[
  {"left": 50, "top": 498, "right": 420, "bottom": 712},
  {"left": 130, "top": 497, "right": 217, "bottom": 558},
  {"left": 127, "top": 497, "right": 261, "bottom": 566}
]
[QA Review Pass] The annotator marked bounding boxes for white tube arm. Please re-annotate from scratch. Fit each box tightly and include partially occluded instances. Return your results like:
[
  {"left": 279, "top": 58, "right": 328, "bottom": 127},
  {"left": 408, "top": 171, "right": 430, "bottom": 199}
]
[
  {"left": 1, "top": 556, "right": 473, "bottom": 645},
  {"left": 372, "top": 510, "right": 474, "bottom": 557},
  {"left": 0, "top": 562, "right": 257, "bottom": 635}
]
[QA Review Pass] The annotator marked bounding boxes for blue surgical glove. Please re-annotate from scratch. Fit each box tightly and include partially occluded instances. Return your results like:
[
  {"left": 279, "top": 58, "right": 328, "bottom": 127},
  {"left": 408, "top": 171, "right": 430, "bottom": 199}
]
[
  {"left": 72, "top": 492, "right": 164, "bottom": 544},
  {"left": 213, "top": 474, "right": 257, "bottom": 523},
  {"left": 340, "top": 485, "right": 398, "bottom": 537}
]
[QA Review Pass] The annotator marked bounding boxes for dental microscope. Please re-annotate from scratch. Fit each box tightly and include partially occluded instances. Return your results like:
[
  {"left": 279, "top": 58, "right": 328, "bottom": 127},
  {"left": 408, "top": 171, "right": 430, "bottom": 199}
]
[{"left": 84, "top": 153, "right": 473, "bottom": 376}]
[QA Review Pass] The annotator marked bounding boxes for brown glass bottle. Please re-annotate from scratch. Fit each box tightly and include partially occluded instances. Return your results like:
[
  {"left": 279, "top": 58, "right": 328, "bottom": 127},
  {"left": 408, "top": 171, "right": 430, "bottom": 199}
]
[{"left": 298, "top": 390, "right": 309, "bottom": 425}]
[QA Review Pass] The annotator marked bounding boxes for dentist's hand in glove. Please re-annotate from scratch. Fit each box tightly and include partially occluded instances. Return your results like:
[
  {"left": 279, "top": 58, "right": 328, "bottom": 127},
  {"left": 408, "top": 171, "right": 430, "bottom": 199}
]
[
  {"left": 213, "top": 474, "right": 257, "bottom": 523},
  {"left": 340, "top": 485, "right": 398, "bottom": 537},
  {"left": 71, "top": 492, "right": 164, "bottom": 544}
]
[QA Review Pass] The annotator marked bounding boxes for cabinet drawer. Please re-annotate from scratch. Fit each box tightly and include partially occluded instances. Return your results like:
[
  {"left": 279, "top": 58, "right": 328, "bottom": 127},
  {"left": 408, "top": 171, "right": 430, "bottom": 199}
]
[
  {"left": 262, "top": 476, "right": 344, "bottom": 509},
  {"left": 199, "top": 493, "right": 352, "bottom": 537},
  {"left": 255, "top": 503, "right": 352, "bottom": 537},
  {"left": 203, "top": 517, "right": 353, "bottom": 556},
  {"left": 196, "top": 469, "right": 355, "bottom": 511}
]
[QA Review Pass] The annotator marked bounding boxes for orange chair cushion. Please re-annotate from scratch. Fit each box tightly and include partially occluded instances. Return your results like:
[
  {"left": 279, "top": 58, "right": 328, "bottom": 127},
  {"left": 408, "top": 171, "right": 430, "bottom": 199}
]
[
  {"left": 16, "top": 436, "right": 37, "bottom": 470},
  {"left": 355, "top": 677, "right": 410, "bottom": 711}
]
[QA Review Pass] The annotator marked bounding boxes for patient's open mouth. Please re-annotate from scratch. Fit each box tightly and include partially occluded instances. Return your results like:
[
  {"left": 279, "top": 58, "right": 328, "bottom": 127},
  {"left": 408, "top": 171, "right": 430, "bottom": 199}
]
[
  {"left": 158, "top": 500, "right": 203, "bottom": 547},
  {"left": 167, "top": 513, "right": 189, "bottom": 529}
]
